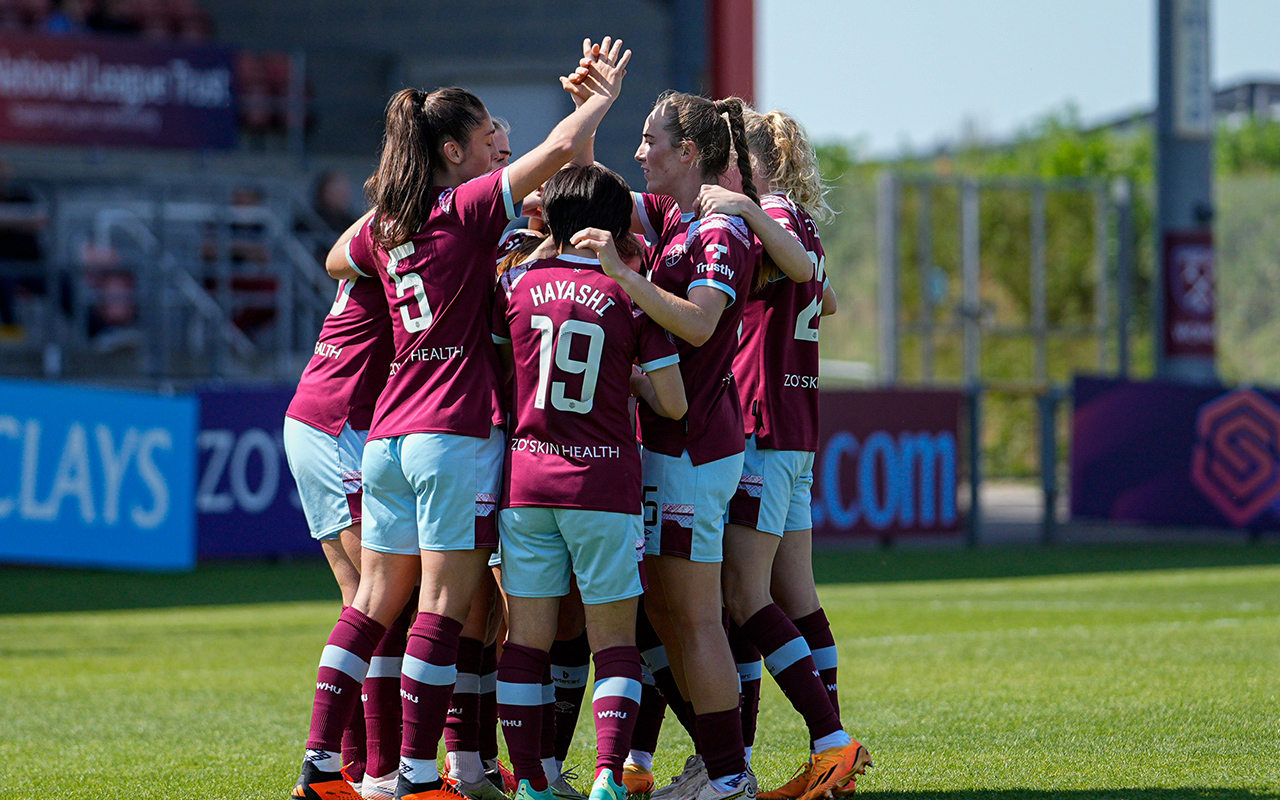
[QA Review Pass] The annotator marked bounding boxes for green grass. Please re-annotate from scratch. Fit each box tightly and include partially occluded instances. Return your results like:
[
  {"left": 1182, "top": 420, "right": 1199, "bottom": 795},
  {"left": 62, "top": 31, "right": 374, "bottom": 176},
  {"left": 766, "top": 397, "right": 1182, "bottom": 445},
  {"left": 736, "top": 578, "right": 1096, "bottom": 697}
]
[{"left": 2, "top": 545, "right": 1278, "bottom": 799}]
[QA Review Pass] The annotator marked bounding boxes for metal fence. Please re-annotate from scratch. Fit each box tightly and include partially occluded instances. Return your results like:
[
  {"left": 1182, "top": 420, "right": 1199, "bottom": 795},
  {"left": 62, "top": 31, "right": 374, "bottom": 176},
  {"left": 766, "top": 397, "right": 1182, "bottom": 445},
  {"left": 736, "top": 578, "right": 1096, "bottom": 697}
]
[{"left": 0, "top": 175, "right": 337, "bottom": 387}]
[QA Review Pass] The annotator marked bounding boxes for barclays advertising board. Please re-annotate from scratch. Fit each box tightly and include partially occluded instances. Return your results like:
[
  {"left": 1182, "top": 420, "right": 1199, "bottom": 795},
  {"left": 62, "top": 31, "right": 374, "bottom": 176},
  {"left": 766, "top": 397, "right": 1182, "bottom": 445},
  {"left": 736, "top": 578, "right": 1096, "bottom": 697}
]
[{"left": 0, "top": 379, "right": 198, "bottom": 570}]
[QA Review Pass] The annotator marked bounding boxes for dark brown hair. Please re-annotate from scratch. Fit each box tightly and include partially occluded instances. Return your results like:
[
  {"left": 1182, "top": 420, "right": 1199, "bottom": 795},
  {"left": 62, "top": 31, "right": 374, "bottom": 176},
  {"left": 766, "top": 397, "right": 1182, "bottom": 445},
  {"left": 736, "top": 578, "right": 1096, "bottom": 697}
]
[
  {"left": 364, "top": 87, "right": 488, "bottom": 249},
  {"left": 541, "top": 164, "right": 642, "bottom": 262},
  {"left": 655, "top": 91, "right": 759, "bottom": 206}
]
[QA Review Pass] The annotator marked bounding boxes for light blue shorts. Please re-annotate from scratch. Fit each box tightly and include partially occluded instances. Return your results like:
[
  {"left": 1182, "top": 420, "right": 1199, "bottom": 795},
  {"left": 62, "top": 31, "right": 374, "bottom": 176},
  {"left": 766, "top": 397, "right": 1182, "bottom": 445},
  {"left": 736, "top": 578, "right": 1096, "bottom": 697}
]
[
  {"left": 641, "top": 448, "right": 745, "bottom": 563},
  {"left": 727, "top": 436, "right": 815, "bottom": 536},
  {"left": 498, "top": 507, "right": 644, "bottom": 604},
  {"left": 362, "top": 427, "right": 504, "bottom": 555},
  {"left": 282, "top": 416, "right": 367, "bottom": 540}
]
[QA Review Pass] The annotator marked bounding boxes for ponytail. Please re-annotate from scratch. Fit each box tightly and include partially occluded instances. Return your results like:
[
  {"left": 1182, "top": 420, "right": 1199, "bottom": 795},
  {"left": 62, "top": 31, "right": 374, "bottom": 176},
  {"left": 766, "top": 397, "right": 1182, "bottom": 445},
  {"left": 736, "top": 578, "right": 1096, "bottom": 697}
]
[
  {"left": 714, "top": 97, "right": 759, "bottom": 207},
  {"left": 365, "top": 86, "right": 488, "bottom": 249}
]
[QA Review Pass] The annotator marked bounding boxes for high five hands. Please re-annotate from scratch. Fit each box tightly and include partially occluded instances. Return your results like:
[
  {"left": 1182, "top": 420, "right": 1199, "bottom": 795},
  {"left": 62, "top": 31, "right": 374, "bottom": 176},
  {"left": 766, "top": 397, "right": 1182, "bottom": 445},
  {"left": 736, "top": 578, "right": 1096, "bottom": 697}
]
[{"left": 562, "top": 37, "right": 631, "bottom": 106}]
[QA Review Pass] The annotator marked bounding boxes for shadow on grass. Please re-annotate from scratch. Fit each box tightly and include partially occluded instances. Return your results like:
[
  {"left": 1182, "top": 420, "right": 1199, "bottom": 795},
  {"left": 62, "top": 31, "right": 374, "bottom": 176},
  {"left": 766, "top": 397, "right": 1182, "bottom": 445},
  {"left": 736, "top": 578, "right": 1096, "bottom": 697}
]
[
  {"left": 2, "top": 542, "right": 1279, "bottom": 615},
  {"left": 859, "top": 792, "right": 1278, "bottom": 800}
]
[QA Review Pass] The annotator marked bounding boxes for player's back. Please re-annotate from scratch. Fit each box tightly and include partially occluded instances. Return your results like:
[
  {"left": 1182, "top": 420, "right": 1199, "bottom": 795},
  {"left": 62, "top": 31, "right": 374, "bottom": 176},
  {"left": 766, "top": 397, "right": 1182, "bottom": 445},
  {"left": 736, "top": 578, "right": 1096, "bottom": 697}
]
[{"left": 495, "top": 254, "right": 675, "bottom": 513}]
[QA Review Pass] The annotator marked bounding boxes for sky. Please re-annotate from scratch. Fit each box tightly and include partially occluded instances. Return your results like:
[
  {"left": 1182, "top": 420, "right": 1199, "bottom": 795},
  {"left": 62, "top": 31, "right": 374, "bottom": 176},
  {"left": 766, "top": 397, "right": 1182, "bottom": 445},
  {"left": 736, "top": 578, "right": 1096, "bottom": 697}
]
[{"left": 757, "top": 0, "right": 1280, "bottom": 156}]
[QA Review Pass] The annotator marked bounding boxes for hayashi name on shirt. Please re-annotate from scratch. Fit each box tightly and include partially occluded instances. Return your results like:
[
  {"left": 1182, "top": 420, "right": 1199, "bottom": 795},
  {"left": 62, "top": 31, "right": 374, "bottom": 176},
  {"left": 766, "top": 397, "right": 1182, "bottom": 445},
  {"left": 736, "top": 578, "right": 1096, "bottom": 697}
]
[
  {"left": 528, "top": 280, "right": 618, "bottom": 317},
  {"left": 511, "top": 436, "right": 622, "bottom": 460},
  {"left": 389, "top": 345, "right": 465, "bottom": 376}
]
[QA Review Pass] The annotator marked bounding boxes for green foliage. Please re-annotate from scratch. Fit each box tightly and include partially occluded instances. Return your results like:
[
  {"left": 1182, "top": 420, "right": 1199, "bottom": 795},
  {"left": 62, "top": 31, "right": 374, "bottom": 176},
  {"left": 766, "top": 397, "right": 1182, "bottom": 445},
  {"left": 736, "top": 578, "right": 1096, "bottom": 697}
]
[
  {"left": 811, "top": 109, "right": 1280, "bottom": 476},
  {"left": 1216, "top": 116, "right": 1280, "bottom": 174}
]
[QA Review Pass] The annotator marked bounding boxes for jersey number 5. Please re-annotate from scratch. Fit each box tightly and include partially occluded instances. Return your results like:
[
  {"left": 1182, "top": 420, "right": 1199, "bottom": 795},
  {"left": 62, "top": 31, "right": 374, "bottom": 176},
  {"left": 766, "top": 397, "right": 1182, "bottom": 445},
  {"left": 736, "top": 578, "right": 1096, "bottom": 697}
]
[
  {"left": 530, "top": 315, "right": 604, "bottom": 415},
  {"left": 386, "top": 242, "right": 434, "bottom": 332},
  {"left": 329, "top": 279, "right": 353, "bottom": 316}
]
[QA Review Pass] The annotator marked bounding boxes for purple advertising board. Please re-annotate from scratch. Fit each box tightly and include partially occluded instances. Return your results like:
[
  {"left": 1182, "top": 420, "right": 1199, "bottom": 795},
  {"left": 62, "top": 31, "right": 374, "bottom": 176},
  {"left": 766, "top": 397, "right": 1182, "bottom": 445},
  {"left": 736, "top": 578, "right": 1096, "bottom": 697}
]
[
  {"left": 1071, "top": 375, "right": 1280, "bottom": 530},
  {"left": 0, "top": 32, "right": 236, "bottom": 149},
  {"left": 811, "top": 388, "right": 963, "bottom": 539},
  {"left": 196, "top": 386, "right": 313, "bottom": 559}
]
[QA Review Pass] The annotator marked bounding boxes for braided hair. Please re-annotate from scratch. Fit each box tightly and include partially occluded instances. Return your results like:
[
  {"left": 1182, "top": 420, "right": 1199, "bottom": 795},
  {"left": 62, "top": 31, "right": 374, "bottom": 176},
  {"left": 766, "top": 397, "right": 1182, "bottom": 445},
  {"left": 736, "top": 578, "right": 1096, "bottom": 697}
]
[{"left": 655, "top": 91, "right": 759, "bottom": 205}]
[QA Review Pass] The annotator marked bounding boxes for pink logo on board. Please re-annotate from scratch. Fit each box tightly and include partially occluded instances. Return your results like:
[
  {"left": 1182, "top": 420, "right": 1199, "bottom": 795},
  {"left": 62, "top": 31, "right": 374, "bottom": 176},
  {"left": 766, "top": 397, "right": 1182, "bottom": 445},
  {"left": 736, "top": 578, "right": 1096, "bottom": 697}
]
[{"left": 1190, "top": 388, "right": 1280, "bottom": 526}]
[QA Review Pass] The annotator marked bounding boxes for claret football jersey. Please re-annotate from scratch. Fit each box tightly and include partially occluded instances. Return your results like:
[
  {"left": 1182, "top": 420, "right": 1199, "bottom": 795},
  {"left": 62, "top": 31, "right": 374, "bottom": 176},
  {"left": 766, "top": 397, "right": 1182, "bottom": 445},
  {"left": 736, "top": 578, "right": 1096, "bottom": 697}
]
[
  {"left": 492, "top": 254, "right": 679, "bottom": 514},
  {"left": 633, "top": 192, "right": 760, "bottom": 465},
  {"left": 286, "top": 275, "right": 394, "bottom": 435},
  {"left": 346, "top": 167, "right": 520, "bottom": 440},
  {"left": 734, "top": 192, "right": 829, "bottom": 452}
]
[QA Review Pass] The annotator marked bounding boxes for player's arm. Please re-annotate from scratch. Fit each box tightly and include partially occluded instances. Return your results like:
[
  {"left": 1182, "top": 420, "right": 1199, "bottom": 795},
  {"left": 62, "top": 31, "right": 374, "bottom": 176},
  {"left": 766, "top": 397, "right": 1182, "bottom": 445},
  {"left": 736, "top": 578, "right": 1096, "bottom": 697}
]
[
  {"left": 695, "top": 186, "right": 813, "bottom": 282},
  {"left": 325, "top": 209, "right": 375, "bottom": 280},
  {"left": 632, "top": 363, "right": 687, "bottom": 419},
  {"left": 506, "top": 38, "right": 629, "bottom": 202},
  {"left": 821, "top": 282, "right": 838, "bottom": 316},
  {"left": 572, "top": 228, "right": 727, "bottom": 347}
]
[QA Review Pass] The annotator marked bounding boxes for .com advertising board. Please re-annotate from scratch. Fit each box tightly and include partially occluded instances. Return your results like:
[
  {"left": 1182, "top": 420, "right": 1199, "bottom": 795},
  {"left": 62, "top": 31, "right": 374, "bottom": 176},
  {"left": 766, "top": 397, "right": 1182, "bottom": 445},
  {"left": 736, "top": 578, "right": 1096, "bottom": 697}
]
[
  {"left": 0, "top": 379, "right": 198, "bottom": 570},
  {"left": 812, "top": 388, "right": 963, "bottom": 539},
  {"left": 1072, "top": 375, "right": 1280, "bottom": 530}
]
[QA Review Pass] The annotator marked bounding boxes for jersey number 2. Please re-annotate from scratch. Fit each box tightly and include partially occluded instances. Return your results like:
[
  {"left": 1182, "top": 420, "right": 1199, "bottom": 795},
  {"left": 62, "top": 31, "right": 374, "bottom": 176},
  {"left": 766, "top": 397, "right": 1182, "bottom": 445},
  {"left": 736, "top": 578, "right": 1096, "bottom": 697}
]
[
  {"left": 793, "top": 251, "right": 825, "bottom": 341},
  {"left": 530, "top": 315, "right": 604, "bottom": 415}
]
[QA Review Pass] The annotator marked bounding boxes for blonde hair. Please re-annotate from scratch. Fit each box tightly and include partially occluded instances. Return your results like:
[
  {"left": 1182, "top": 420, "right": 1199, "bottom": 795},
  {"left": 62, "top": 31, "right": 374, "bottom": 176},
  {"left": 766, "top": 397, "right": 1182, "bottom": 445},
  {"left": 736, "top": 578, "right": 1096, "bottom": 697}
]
[{"left": 744, "top": 108, "right": 834, "bottom": 223}]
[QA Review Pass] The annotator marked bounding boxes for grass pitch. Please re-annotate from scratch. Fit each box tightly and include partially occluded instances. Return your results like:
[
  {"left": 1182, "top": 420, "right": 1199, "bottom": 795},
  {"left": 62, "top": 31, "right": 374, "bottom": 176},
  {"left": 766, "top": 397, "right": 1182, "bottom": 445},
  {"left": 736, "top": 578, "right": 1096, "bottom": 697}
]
[{"left": 1, "top": 544, "right": 1277, "bottom": 800}]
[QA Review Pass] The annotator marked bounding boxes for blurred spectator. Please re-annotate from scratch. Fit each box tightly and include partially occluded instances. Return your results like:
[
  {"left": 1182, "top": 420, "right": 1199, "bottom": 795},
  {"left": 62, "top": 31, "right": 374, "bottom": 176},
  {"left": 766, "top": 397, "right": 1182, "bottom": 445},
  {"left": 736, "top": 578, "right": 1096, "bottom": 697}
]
[
  {"left": 311, "top": 170, "right": 356, "bottom": 235},
  {"left": 0, "top": 160, "right": 47, "bottom": 339},
  {"left": 43, "top": 0, "right": 87, "bottom": 33},
  {"left": 202, "top": 186, "right": 276, "bottom": 333},
  {"left": 84, "top": 0, "right": 141, "bottom": 34},
  {"left": 79, "top": 239, "right": 137, "bottom": 339}
]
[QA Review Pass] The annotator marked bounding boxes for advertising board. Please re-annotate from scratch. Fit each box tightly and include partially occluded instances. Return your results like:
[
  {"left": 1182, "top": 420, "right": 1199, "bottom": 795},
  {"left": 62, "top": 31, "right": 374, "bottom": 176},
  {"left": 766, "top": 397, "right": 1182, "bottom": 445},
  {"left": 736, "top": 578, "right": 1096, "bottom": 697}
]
[{"left": 0, "top": 379, "right": 198, "bottom": 570}]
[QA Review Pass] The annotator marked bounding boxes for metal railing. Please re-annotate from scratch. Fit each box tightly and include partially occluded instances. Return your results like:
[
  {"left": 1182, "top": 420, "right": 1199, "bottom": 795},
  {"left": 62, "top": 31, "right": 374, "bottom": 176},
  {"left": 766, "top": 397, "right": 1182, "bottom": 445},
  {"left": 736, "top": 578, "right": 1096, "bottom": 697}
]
[{"left": 3, "top": 175, "right": 339, "bottom": 386}]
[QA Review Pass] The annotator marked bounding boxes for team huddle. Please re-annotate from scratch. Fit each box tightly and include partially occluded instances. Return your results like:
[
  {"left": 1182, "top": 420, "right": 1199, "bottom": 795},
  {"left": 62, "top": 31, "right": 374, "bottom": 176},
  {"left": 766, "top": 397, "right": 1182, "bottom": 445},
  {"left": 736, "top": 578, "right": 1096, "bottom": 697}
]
[{"left": 281, "top": 37, "right": 869, "bottom": 800}]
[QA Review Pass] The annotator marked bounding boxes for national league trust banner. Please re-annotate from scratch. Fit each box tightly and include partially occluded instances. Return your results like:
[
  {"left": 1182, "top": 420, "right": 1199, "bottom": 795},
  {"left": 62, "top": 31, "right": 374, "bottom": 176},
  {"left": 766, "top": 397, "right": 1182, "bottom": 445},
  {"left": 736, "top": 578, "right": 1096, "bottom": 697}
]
[
  {"left": 0, "top": 32, "right": 236, "bottom": 149},
  {"left": 1072, "top": 375, "right": 1280, "bottom": 530}
]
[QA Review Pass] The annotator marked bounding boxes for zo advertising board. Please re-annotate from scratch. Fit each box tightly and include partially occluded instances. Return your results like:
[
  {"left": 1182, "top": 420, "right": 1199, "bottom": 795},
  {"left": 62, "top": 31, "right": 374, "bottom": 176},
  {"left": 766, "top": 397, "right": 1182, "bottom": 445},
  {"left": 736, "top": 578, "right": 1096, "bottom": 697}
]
[
  {"left": 196, "top": 386, "right": 312, "bottom": 559},
  {"left": 1072, "top": 375, "right": 1280, "bottom": 530},
  {"left": 0, "top": 32, "right": 236, "bottom": 149},
  {"left": 812, "top": 388, "right": 963, "bottom": 539},
  {"left": 0, "top": 379, "right": 198, "bottom": 570}
]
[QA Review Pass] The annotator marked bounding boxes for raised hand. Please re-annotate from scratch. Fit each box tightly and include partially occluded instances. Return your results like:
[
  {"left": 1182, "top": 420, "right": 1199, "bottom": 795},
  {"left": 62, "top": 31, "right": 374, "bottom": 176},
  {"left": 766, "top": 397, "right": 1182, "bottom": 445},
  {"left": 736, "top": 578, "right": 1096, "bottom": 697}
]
[{"left": 561, "top": 37, "right": 630, "bottom": 107}]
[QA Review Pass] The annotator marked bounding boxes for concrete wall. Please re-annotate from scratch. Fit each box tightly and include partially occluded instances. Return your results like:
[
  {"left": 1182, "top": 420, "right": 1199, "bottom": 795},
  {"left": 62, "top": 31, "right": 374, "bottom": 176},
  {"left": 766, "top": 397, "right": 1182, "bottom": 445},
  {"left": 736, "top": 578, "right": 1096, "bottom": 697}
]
[{"left": 201, "top": 0, "right": 691, "bottom": 188}]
